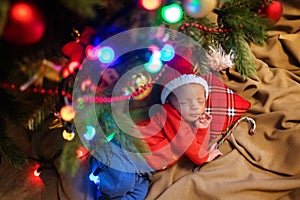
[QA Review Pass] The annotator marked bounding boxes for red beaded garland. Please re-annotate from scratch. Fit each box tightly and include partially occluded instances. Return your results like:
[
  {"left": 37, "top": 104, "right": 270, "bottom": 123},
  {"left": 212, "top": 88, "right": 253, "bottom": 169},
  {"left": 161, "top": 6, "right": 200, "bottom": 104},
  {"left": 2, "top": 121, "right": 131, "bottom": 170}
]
[
  {"left": 0, "top": 82, "right": 72, "bottom": 98},
  {"left": 0, "top": 67, "right": 165, "bottom": 104},
  {"left": 179, "top": 22, "right": 233, "bottom": 33}
]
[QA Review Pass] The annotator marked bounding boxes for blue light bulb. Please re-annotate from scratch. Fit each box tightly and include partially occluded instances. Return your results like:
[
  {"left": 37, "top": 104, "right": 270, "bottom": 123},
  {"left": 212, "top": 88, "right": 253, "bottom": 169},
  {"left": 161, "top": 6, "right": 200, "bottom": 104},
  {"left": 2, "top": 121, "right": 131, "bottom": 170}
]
[
  {"left": 98, "top": 46, "right": 115, "bottom": 63},
  {"left": 160, "top": 44, "right": 175, "bottom": 61},
  {"left": 84, "top": 125, "right": 96, "bottom": 140}
]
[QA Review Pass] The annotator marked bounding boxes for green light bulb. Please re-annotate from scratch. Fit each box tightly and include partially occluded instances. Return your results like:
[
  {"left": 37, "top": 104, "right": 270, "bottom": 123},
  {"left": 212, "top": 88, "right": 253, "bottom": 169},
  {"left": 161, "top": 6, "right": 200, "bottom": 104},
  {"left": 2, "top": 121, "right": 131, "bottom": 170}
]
[{"left": 161, "top": 4, "right": 183, "bottom": 24}]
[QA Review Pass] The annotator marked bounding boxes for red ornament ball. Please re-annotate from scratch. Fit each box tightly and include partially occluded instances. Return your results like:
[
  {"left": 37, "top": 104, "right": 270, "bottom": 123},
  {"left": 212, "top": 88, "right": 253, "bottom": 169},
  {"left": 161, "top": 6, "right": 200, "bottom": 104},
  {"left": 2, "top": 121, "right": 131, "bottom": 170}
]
[
  {"left": 3, "top": 2, "right": 45, "bottom": 45},
  {"left": 262, "top": 1, "right": 283, "bottom": 24}
]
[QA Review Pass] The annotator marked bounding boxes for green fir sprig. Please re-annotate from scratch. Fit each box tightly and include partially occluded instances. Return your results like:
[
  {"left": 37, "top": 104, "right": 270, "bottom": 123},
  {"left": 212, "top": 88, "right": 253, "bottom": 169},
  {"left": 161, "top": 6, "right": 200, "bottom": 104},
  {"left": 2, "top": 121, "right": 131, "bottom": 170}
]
[
  {"left": 0, "top": 116, "right": 28, "bottom": 170},
  {"left": 222, "top": 31, "right": 257, "bottom": 77},
  {"left": 218, "top": 8, "right": 269, "bottom": 46},
  {"left": 221, "top": 0, "right": 272, "bottom": 10},
  {"left": 181, "top": 16, "right": 219, "bottom": 48},
  {"left": 25, "top": 96, "right": 58, "bottom": 131}
]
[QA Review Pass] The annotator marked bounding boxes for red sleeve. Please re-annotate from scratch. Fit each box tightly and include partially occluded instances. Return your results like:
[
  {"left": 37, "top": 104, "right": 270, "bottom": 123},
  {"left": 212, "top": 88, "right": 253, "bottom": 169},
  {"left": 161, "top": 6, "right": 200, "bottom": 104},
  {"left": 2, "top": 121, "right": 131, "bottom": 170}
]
[
  {"left": 136, "top": 104, "right": 210, "bottom": 170},
  {"left": 136, "top": 104, "right": 181, "bottom": 170},
  {"left": 184, "top": 127, "right": 210, "bottom": 165}
]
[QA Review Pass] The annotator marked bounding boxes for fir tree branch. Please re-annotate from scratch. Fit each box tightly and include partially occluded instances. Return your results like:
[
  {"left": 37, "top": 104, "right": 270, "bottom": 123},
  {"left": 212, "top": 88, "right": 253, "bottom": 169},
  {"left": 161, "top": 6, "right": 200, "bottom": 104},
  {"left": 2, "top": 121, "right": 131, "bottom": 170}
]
[
  {"left": 219, "top": 8, "right": 269, "bottom": 46},
  {"left": 1, "top": 86, "right": 59, "bottom": 131},
  {"left": 0, "top": 115, "right": 28, "bottom": 170},
  {"left": 0, "top": 90, "right": 29, "bottom": 170},
  {"left": 221, "top": 0, "right": 271, "bottom": 10},
  {"left": 25, "top": 96, "right": 58, "bottom": 131},
  {"left": 181, "top": 17, "right": 219, "bottom": 48},
  {"left": 222, "top": 32, "right": 256, "bottom": 77}
]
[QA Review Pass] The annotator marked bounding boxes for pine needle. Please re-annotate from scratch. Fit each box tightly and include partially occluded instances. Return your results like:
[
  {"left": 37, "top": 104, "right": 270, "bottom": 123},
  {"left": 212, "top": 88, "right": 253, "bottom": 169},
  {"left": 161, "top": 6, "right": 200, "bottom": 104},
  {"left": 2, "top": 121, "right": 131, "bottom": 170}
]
[
  {"left": 25, "top": 96, "right": 58, "bottom": 131},
  {"left": 219, "top": 8, "right": 269, "bottom": 46},
  {"left": 222, "top": 32, "right": 256, "bottom": 77},
  {"left": 0, "top": 116, "right": 28, "bottom": 170},
  {"left": 221, "top": 0, "right": 267, "bottom": 10}
]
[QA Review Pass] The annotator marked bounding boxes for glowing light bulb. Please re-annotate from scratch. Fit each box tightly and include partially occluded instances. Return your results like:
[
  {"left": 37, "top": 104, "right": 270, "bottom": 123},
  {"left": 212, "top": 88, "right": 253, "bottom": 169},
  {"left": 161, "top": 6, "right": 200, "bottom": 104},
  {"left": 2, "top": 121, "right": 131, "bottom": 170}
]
[
  {"left": 106, "top": 132, "right": 116, "bottom": 142},
  {"left": 62, "top": 68, "right": 70, "bottom": 79},
  {"left": 98, "top": 46, "right": 115, "bottom": 63},
  {"left": 144, "top": 50, "right": 162, "bottom": 73},
  {"left": 161, "top": 4, "right": 183, "bottom": 24},
  {"left": 160, "top": 44, "right": 175, "bottom": 61},
  {"left": 62, "top": 130, "right": 75, "bottom": 141},
  {"left": 186, "top": 0, "right": 201, "bottom": 13},
  {"left": 140, "top": 0, "right": 162, "bottom": 10},
  {"left": 89, "top": 168, "right": 101, "bottom": 184},
  {"left": 89, "top": 173, "right": 100, "bottom": 184},
  {"left": 84, "top": 125, "right": 96, "bottom": 140},
  {"left": 76, "top": 146, "right": 88, "bottom": 158},
  {"left": 34, "top": 167, "right": 41, "bottom": 177},
  {"left": 67, "top": 61, "right": 80, "bottom": 73},
  {"left": 77, "top": 149, "right": 84, "bottom": 158},
  {"left": 60, "top": 105, "right": 76, "bottom": 122},
  {"left": 85, "top": 45, "right": 100, "bottom": 60}
]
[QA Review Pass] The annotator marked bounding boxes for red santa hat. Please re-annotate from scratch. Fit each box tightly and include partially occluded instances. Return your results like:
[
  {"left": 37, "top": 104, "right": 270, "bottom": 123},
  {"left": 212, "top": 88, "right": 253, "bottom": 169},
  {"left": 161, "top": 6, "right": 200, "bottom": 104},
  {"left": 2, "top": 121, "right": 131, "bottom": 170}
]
[{"left": 160, "top": 55, "right": 209, "bottom": 104}]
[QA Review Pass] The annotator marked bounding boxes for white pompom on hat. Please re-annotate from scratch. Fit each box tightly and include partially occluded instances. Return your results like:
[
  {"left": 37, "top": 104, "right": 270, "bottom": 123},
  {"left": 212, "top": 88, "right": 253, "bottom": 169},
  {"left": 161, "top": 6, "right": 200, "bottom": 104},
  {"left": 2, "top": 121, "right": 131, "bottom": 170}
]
[{"left": 160, "top": 55, "right": 209, "bottom": 104}]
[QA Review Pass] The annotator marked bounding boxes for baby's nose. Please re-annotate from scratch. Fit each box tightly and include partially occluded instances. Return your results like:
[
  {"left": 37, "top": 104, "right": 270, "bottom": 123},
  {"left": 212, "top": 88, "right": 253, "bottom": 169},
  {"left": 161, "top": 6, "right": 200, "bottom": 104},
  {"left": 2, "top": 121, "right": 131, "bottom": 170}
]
[{"left": 190, "top": 101, "right": 199, "bottom": 109}]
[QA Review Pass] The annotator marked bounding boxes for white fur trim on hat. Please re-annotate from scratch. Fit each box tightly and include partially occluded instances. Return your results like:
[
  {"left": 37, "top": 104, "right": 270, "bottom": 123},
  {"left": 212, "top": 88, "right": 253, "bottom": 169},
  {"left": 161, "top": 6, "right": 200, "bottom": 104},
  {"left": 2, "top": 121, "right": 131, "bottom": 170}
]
[{"left": 161, "top": 74, "right": 209, "bottom": 104}]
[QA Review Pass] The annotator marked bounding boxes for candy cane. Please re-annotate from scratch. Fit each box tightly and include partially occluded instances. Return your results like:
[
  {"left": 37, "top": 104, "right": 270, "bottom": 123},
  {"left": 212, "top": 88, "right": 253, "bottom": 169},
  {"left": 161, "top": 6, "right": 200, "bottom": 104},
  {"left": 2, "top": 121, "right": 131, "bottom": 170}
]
[
  {"left": 215, "top": 116, "right": 256, "bottom": 149},
  {"left": 193, "top": 117, "right": 256, "bottom": 172}
]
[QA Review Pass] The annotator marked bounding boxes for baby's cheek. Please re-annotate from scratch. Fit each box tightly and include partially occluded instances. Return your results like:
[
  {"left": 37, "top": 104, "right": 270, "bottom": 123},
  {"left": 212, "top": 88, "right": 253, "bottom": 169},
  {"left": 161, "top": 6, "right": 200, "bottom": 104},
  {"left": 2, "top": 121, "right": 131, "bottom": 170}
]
[{"left": 200, "top": 107, "right": 206, "bottom": 114}]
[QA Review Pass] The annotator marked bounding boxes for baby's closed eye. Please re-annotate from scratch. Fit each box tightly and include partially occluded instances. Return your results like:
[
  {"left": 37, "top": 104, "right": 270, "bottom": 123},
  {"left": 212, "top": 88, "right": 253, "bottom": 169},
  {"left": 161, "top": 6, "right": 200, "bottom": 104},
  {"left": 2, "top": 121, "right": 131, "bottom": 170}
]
[
  {"left": 179, "top": 101, "right": 189, "bottom": 105},
  {"left": 197, "top": 100, "right": 205, "bottom": 104}
]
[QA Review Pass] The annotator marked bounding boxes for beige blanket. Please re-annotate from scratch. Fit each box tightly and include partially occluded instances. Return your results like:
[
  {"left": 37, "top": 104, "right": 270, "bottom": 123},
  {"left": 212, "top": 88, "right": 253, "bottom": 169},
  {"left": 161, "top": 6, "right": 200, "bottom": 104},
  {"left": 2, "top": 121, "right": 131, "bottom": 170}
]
[{"left": 145, "top": 1, "right": 300, "bottom": 199}]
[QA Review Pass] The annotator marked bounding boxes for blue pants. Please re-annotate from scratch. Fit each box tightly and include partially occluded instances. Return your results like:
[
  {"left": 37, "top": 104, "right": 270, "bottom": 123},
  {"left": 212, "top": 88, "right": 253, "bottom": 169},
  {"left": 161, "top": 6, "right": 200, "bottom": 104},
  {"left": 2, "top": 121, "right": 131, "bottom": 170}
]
[
  {"left": 88, "top": 135, "right": 150, "bottom": 200},
  {"left": 98, "top": 168, "right": 149, "bottom": 199},
  {"left": 89, "top": 157, "right": 149, "bottom": 200}
]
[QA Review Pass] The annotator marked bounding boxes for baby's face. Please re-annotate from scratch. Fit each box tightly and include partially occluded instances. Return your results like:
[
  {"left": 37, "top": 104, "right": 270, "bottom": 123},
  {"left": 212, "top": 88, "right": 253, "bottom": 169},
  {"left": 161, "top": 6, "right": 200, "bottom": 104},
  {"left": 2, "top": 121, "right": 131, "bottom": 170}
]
[{"left": 168, "top": 83, "right": 206, "bottom": 123}]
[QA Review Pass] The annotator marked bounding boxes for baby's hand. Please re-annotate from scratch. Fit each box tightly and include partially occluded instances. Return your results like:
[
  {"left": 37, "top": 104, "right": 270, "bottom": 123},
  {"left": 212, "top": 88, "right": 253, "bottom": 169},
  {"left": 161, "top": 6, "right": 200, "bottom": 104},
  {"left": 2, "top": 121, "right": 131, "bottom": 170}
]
[
  {"left": 195, "top": 113, "right": 212, "bottom": 128},
  {"left": 206, "top": 143, "right": 223, "bottom": 162}
]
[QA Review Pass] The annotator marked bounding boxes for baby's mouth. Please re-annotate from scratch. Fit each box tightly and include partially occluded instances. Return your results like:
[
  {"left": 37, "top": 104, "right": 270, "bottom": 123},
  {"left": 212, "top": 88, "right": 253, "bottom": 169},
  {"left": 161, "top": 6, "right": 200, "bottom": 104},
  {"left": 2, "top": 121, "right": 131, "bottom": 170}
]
[{"left": 190, "top": 114, "right": 200, "bottom": 118}]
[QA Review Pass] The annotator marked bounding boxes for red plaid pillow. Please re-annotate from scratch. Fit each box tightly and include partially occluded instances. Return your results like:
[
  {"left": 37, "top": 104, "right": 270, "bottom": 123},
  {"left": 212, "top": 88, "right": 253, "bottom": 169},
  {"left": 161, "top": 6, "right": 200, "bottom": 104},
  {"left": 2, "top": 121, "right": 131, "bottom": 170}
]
[{"left": 203, "top": 74, "right": 251, "bottom": 140}]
